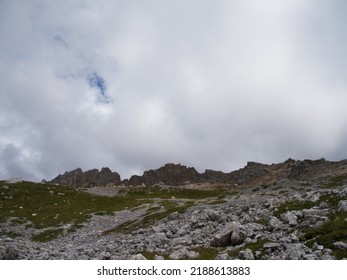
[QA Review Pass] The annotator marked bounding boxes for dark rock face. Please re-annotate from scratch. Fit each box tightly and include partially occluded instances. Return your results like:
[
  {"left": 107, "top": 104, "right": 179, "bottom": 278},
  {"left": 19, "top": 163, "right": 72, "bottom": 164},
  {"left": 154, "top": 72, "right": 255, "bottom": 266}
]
[
  {"left": 123, "top": 163, "right": 202, "bottom": 186},
  {"left": 50, "top": 158, "right": 347, "bottom": 188},
  {"left": 50, "top": 167, "right": 121, "bottom": 188}
]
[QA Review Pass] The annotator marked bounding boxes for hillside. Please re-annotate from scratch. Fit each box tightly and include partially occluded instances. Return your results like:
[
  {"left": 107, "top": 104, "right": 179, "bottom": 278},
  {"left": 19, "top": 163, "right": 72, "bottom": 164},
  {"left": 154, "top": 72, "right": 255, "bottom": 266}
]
[{"left": 1, "top": 158, "right": 347, "bottom": 260}]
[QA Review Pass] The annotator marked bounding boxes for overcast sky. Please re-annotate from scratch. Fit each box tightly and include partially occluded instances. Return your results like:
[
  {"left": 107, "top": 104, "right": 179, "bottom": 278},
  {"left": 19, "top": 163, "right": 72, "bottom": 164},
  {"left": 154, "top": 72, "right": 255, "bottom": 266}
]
[{"left": 1, "top": 0, "right": 347, "bottom": 181}]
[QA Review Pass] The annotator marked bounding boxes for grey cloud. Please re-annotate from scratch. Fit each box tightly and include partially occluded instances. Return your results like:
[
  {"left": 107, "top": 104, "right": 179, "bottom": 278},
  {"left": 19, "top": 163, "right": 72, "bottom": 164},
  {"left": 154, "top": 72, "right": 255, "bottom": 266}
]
[{"left": 1, "top": 0, "right": 347, "bottom": 181}]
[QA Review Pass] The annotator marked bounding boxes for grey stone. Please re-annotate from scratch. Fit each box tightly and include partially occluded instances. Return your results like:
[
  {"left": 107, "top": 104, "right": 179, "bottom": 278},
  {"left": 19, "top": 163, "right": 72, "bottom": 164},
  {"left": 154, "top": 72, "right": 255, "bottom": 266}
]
[
  {"left": 206, "top": 210, "right": 220, "bottom": 221},
  {"left": 215, "top": 253, "right": 232, "bottom": 260},
  {"left": 169, "top": 247, "right": 189, "bottom": 260},
  {"left": 171, "top": 236, "right": 192, "bottom": 247},
  {"left": 284, "top": 244, "right": 305, "bottom": 260},
  {"left": 333, "top": 241, "right": 347, "bottom": 250},
  {"left": 269, "top": 216, "right": 283, "bottom": 230},
  {"left": 210, "top": 230, "right": 232, "bottom": 247},
  {"left": 240, "top": 249, "right": 254, "bottom": 260},
  {"left": 281, "top": 212, "right": 298, "bottom": 226},
  {"left": 338, "top": 200, "right": 347, "bottom": 212},
  {"left": 263, "top": 243, "right": 282, "bottom": 251},
  {"left": 1, "top": 246, "right": 19, "bottom": 260},
  {"left": 131, "top": 253, "right": 147, "bottom": 260},
  {"left": 230, "top": 223, "right": 246, "bottom": 246},
  {"left": 187, "top": 250, "right": 199, "bottom": 259}
]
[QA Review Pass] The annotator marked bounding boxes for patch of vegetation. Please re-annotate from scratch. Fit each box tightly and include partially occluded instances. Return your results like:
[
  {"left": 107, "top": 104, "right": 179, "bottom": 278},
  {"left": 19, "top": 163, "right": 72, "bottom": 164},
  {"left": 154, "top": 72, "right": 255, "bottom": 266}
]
[
  {"left": 141, "top": 251, "right": 169, "bottom": 260},
  {"left": 0, "top": 230, "right": 22, "bottom": 238},
  {"left": 278, "top": 190, "right": 288, "bottom": 195},
  {"left": 32, "top": 228, "right": 64, "bottom": 242},
  {"left": 192, "top": 247, "right": 219, "bottom": 260},
  {"left": 208, "top": 199, "right": 228, "bottom": 205},
  {"left": 255, "top": 218, "right": 267, "bottom": 225},
  {"left": 228, "top": 239, "right": 269, "bottom": 259},
  {"left": 252, "top": 187, "right": 260, "bottom": 193},
  {"left": 323, "top": 175, "right": 347, "bottom": 189},
  {"left": 0, "top": 181, "right": 237, "bottom": 242},
  {"left": 302, "top": 212, "right": 347, "bottom": 259},
  {"left": 103, "top": 201, "right": 194, "bottom": 235},
  {"left": 245, "top": 239, "right": 269, "bottom": 253},
  {"left": 318, "top": 194, "right": 345, "bottom": 208},
  {"left": 9, "top": 217, "right": 27, "bottom": 226},
  {"left": 0, "top": 181, "right": 144, "bottom": 231},
  {"left": 125, "top": 186, "right": 225, "bottom": 200},
  {"left": 274, "top": 200, "right": 316, "bottom": 216},
  {"left": 146, "top": 206, "right": 162, "bottom": 214}
]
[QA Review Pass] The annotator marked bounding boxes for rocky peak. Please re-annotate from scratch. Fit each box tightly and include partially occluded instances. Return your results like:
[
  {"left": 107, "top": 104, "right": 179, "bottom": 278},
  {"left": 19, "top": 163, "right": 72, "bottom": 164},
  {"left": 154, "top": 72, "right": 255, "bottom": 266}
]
[
  {"left": 124, "top": 163, "right": 202, "bottom": 186},
  {"left": 50, "top": 167, "right": 121, "bottom": 188}
]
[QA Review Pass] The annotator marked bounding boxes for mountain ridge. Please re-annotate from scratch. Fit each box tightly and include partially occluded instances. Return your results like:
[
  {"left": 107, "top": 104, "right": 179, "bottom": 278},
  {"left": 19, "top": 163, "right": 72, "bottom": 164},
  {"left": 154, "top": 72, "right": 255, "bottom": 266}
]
[{"left": 50, "top": 158, "right": 347, "bottom": 188}]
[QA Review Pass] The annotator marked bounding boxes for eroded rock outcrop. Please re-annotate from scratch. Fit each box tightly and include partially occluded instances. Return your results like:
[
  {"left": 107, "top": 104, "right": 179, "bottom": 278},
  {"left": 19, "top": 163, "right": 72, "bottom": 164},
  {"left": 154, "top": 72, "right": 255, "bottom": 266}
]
[
  {"left": 50, "top": 167, "right": 121, "bottom": 188},
  {"left": 50, "top": 158, "right": 347, "bottom": 188}
]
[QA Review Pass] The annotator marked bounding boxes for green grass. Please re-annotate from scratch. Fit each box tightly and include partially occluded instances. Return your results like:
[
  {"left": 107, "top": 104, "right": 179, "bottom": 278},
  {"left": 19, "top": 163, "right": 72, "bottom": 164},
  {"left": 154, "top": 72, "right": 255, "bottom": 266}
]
[
  {"left": 318, "top": 194, "right": 346, "bottom": 208},
  {"left": 1, "top": 182, "right": 224, "bottom": 232},
  {"left": 0, "top": 181, "right": 143, "bottom": 230},
  {"left": 0, "top": 230, "right": 22, "bottom": 238},
  {"left": 255, "top": 218, "right": 268, "bottom": 225},
  {"left": 208, "top": 199, "right": 228, "bottom": 205},
  {"left": 323, "top": 175, "right": 347, "bottom": 189},
  {"left": 302, "top": 212, "right": 347, "bottom": 259},
  {"left": 32, "top": 228, "right": 64, "bottom": 242},
  {"left": 125, "top": 186, "right": 226, "bottom": 200},
  {"left": 228, "top": 239, "right": 270, "bottom": 259},
  {"left": 102, "top": 201, "right": 194, "bottom": 235},
  {"left": 192, "top": 247, "right": 219, "bottom": 260},
  {"left": 275, "top": 200, "right": 316, "bottom": 216}
]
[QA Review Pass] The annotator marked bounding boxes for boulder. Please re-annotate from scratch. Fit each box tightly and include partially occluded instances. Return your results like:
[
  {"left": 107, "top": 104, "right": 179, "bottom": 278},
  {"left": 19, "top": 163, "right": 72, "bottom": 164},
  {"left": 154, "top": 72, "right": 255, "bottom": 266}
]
[
  {"left": 230, "top": 222, "right": 246, "bottom": 246},
  {"left": 268, "top": 216, "right": 284, "bottom": 230},
  {"left": 169, "top": 247, "right": 189, "bottom": 260},
  {"left": 130, "top": 253, "right": 147, "bottom": 260},
  {"left": 240, "top": 249, "right": 255, "bottom": 260},
  {"left": 333, "top": 241, "right": 347, "bottom": 250},
  {"left": 281, "top": 212, "right": 298, "bottom": 226},
  {"left": 338, "top": 200, "right": 347, "bottom": 212},
  {"left": 1, "top": 246, "right": 20, "bottom": 260},
  {"left": 210, "top": 222, "right": 246, "bottom": 247}
]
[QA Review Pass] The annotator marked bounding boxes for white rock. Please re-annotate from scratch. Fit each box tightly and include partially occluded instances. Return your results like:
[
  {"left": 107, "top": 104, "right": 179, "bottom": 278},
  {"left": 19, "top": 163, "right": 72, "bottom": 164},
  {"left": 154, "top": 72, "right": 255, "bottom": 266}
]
[
  {"left": 334, "top": 241, "right": 347, "bottom": 250},
  {"left": 169, "top": 247, "right": 189, "bottom": 260},
  {"left": 5, "top": 178, "right": 22, "bottom": 184},
  {"left": 281, "top": 212, "right": 298, "bottom": 226},
  {"left": 240, "top": 249, "right": 254, "bottom": 260},
  {"left": 131, "top": 253, "right": 147, "bottom": 260},
  {"left": 338, "top": 200, "right": 347, "bottom": 212},
  {"left": 269, "top": 216, "right": 283, "bottom": 230}
]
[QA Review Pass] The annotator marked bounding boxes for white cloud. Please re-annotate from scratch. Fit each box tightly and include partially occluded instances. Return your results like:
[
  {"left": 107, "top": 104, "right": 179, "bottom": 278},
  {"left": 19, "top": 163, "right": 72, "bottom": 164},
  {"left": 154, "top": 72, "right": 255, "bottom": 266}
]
[{"left": 1, "top": 0, "right": 347, "bottom": 181}]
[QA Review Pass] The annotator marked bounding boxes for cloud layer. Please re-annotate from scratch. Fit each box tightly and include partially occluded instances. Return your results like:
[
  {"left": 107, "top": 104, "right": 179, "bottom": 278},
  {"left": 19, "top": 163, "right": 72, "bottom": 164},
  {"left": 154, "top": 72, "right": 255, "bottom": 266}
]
[{"left": 1, "top": 0, "right": 347, "bottom": 181}]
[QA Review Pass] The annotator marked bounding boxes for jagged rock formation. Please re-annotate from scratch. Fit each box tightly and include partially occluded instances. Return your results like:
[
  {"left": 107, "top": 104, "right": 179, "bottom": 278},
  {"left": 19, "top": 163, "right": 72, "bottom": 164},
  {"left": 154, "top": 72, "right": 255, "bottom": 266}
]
[
  {"left": 123, "top": 163, "right": 202, "bottom": 186},
  {"left": 50, "top": 158, "right": 347, "bottom": 187},
  {"left": 50, "top": 167, "right": 121, "bottom": 188}
]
